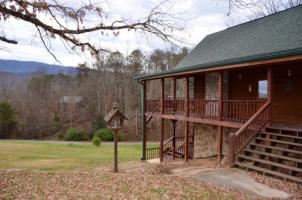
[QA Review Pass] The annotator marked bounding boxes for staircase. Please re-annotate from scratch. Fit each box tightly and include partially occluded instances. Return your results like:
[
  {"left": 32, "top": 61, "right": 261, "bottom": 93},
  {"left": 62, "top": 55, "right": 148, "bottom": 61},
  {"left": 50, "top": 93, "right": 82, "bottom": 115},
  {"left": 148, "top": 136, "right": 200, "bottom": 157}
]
[
  {"left": 164, "top": 136, "right": 194, "bottom": 159},
  {"left": 145, "top": 136, "right": 194, "bottom": 160},
  {"left": 234, "top": 126, "right": 302, "bottom": 183}
]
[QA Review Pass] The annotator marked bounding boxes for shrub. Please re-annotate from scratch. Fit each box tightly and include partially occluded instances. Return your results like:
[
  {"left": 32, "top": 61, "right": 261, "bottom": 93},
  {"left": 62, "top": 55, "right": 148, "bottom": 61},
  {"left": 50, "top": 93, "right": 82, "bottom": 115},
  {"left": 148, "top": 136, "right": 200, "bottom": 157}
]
[
  {"left": 94, "top": 128, "right": 114, "bottom": 141},
  {"left": 55, "top": 131, "right": 65, "bottom": 140},
  {"left": 92, "top": 136, "right": 101, "bottom": 146},
  {"left": 64, "top": 128, "right": 87, "bottom": 141},
  {"left": 92, "top": 116, "right": 106, "bottom": 131},
  {"left": 118, "top": 132, "right": 127, "bottom": 141}
]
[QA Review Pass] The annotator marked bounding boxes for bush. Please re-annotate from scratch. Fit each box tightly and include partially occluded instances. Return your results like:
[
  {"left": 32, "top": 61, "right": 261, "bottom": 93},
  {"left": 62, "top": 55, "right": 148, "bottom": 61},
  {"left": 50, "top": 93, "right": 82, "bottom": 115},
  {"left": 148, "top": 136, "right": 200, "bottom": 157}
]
[
  {"left": 92, "top": 116, "right": 106, "bottom": 131},
  {"left": 64, "top": 128, "right": 87, "bottom": 141},
  {"left": 55, "top": 131, "right": 65, "bottom": 140},
  {"left": 92, "top": 136, "right": 101, "bottom": 146},
  {"left": 94, "top": 128, "right": 114, "bottom": 141},
  {"left": 118, "top": 132, "right": 127, "bottom": 141}
]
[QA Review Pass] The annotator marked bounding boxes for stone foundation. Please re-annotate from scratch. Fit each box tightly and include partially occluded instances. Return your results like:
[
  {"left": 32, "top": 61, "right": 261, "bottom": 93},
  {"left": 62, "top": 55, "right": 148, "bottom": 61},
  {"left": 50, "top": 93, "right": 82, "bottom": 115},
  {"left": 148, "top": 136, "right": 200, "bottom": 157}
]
[{"left": 193, "top": 124, "right": 237, "bottom": 158}]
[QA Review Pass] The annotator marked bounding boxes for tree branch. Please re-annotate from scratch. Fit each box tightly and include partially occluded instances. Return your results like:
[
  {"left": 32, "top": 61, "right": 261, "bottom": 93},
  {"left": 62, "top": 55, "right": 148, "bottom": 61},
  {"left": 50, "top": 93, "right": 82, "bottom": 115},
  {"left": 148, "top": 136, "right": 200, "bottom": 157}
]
[{"left": 0, "top": 36, "right": 17, "bottom": 44}]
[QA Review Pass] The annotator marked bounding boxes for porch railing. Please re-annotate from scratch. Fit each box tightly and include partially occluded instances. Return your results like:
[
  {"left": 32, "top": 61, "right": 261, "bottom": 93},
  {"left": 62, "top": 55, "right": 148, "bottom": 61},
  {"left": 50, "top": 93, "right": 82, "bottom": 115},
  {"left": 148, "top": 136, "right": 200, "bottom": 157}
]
[
  {"left": 189, "top": 99, "right": 219, "bottom": 119},
  {"left": 145, "top": 136, "right": 193, "bottom": 160},
  {"left": 146, "top": 99, "right": 266, "bottom": 123},
  {"left": 163, "top": 99, "right": 185, "bottom": 115},
  {"left": 228, "top": 101, "right": 271, "bottom": 167},
  {"left": 145, "top": 147, "right": 160, "bottom": 159},
  {"left": 146, "top": 99, "right": 160, "bottom": 114},
  {"left": 222, "top": 100, "right": 266, "bottom": 122}
]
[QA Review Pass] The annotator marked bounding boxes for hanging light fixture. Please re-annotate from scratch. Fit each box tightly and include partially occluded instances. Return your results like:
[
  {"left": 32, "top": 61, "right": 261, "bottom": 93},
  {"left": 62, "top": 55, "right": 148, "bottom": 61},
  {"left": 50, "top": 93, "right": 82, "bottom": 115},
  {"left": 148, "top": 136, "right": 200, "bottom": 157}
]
[
  {"left": 248, "top": 84, "right": 252, "bottom": 93},
  {"left": 238, "top": 72, "right": 242, "bottom": 80},
  {"left": 288, "top": 69, "right": 292, "bottom": 77}
]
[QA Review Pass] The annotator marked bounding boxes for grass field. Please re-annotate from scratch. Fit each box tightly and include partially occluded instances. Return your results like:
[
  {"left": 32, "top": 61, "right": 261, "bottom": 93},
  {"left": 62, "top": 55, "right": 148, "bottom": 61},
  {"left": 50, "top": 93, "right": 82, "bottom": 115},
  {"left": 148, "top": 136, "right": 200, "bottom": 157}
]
[{"left": 0, "top": 140, "right": 142, "bottom": 171}]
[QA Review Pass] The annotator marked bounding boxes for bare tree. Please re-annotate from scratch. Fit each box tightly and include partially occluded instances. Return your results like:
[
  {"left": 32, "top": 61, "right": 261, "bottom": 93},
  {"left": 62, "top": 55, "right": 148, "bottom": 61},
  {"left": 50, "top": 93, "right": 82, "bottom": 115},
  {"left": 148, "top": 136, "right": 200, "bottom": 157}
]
[
  {"left": 228, "top": 0, "right": 302, "bottom": 20},
  {"left": 0, "top": 0, "right": 184, "bottom": 61}
]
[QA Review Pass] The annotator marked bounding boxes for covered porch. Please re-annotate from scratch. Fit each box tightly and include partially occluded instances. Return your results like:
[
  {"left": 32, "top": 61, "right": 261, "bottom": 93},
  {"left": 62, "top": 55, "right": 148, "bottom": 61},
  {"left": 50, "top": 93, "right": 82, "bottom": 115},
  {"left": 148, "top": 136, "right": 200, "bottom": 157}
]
[{"left": 138, "top": 56, "right": 302, "bottom": 165}]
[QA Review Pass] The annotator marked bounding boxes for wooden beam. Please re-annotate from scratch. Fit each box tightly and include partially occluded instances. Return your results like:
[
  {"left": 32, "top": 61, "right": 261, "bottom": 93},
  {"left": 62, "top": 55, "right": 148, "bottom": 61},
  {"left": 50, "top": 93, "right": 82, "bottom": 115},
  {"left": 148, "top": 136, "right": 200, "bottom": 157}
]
[
  {"left": 217, "top": 126, "right": 223, "bottom": 164},
  {"left": 267, "top": 67, "right": 272, "bottom": 140},
  {"left": 141, "top": 80, "right": 147, "bottom": 160},
  {"left": 172, "top": 78, "right": 177, "bottom": 160},
  {"left": 184, "top": 77, "right": 189, "bottom": 162},
  {"left": 173, "top": 78, "right": 176, "bottom": 99},
  {"left": 217, "top": 72, "right": 223, "bottom": 120},
  {"left": 267, "top": 68, "right": 272, "bottom": 103},
  {"left": 160, "top": 78, "right": 165, "bottom": 162},
  {"left": 146, "top": 113, "right": 243, "bottom": 128},
  {"left": 172, "top": 120, "right": 176, "bottom": 160},
  {"left": 139, "top": 54, "right": 302, "bottom": 81},
  {"left": 217, "top": 72, "right": 223, "bottom": 165}
]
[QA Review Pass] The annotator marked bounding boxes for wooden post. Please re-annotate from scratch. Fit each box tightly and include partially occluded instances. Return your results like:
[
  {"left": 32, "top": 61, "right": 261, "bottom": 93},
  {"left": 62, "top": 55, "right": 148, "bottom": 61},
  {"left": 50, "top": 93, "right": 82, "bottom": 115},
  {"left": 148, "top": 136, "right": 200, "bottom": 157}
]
[
  {"left": 160, "top": 78, "right": 165, "bottom": 162},
  {"left": 267, "top": 68, "right": 272, "bottom": 103},
  {"left": 172, "top": 78, "right": 176, "bottom": 160},
  {"left": 114, "top": 129, "right": 118, "bottom": 172},
  {"left": 217, "top": 126, "right": 223, "bottom": 165},
  {"left": 217, "top": 71, "right": 223, "bottom": 120},
  {"left": 172, "top": 120, "right": 176, "bottom": 160},
  {"left": 267, "top": 68, "right": 272, "bottom": 123},
  {"left": 217, "top": 72, "right": 224, "bottom": 165},
  {"left": 141, "top": 81, "right": 147, "bottom": 160},
  {"left": 229, "top": 133, "right": 235, "bottom": 167},
  {"left": 267, "top": 68, "right": 272, "bottom": 143},
  {"left": 184, "top": 77, "right": 189, "bottom": 162}
]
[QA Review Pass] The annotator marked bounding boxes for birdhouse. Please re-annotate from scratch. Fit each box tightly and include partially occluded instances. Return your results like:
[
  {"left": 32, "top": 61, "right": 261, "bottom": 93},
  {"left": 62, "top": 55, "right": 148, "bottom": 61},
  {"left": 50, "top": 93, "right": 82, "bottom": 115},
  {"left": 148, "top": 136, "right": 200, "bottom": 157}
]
[{"left": 104, "top": 103, "right": 128, "bottom": 130}]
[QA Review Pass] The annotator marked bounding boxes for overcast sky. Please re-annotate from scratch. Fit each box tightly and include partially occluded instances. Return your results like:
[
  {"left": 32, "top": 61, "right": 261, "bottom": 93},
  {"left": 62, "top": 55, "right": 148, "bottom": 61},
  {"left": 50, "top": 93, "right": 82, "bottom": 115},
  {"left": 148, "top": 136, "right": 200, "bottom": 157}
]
[{"left": 0, "top": 0, "right": 238, "bottom": 66}]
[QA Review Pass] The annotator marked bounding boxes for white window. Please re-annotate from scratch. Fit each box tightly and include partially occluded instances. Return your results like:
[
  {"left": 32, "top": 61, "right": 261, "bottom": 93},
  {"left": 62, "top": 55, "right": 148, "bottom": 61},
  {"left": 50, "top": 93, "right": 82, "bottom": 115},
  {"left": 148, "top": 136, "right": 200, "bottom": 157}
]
[{"left": 258, "top": 80, "right": 268, "bottom": 99}]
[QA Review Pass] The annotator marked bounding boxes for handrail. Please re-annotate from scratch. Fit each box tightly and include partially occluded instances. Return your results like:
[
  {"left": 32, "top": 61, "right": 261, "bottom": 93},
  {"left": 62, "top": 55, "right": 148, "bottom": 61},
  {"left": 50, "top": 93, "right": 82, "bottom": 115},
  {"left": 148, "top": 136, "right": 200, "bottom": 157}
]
[
  {"left": 235, "top": 101, "right": 270, "bottom": 136},
  {"left": 229, "top": 101, "right": 271, "bottom": 167},
  {"left": 163, "top": 136, "right": 174, "bottom": 146},
  {"left": 145, "top": 136, "right": 192, "bottom": 160}
]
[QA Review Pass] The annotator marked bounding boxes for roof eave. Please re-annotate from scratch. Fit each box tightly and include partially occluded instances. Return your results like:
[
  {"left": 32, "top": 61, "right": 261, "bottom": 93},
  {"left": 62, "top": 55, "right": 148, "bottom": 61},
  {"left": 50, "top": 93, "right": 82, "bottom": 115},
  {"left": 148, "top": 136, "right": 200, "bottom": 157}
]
[{"left": 134, "top": 48, "right": 302, "bottom": 81}]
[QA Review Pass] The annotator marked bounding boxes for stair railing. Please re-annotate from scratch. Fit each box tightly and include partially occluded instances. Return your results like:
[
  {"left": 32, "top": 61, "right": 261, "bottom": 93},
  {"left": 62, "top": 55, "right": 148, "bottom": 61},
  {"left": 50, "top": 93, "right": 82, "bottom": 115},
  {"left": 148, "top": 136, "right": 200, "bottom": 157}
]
[
  {"left": 229, "top": 101, "right": 271, "bottom": 167},
  {"left": 145, "top": 135, "right": 194, "bottom": 160}
]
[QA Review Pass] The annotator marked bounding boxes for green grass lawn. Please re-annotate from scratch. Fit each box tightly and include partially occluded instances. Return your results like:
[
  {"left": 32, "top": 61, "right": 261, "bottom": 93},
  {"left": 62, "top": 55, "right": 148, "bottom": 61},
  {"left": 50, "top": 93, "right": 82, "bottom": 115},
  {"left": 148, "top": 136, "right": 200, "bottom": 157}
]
[{"left": 0, "top": 140, "right": 142, "bottom": 171}]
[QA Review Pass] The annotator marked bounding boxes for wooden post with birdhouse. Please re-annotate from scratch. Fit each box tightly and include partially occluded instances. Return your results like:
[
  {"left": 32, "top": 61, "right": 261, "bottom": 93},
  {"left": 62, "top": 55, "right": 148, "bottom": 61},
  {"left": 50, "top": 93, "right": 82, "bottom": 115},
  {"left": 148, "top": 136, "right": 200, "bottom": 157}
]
[{"left": 104, "top": 103, "right": 127, "bottom": 173}]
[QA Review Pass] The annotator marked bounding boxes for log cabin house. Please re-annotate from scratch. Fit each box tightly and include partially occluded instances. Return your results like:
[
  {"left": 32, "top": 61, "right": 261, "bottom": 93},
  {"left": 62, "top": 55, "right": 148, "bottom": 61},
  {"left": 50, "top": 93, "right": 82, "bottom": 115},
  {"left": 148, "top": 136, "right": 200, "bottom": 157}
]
[{"left": 135, "top": 6, "right": 302, "bottom": 183}]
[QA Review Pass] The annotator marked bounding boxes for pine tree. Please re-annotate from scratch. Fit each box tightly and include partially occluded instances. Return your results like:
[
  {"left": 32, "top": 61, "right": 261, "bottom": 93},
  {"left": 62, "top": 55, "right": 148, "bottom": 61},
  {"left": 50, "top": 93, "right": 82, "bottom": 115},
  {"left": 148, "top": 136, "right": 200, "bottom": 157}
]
[{"left": 0, "top": 101, "right": 17, "bottom": 138}]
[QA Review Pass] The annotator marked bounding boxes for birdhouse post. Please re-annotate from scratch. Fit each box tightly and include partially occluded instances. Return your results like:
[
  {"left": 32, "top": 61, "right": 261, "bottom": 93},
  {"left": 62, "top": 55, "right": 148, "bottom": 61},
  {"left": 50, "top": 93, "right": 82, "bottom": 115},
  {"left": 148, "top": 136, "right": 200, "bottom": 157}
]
[{"left": 104, "top": 103, "right": 127, "bottom": 173}]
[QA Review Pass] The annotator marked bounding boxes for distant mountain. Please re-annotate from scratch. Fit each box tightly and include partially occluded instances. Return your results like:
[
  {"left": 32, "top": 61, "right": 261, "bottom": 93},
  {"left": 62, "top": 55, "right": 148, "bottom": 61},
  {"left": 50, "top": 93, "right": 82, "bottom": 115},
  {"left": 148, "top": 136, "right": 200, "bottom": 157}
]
[{"left": 0, "top": 59, "right": 78, "bottom": 75}]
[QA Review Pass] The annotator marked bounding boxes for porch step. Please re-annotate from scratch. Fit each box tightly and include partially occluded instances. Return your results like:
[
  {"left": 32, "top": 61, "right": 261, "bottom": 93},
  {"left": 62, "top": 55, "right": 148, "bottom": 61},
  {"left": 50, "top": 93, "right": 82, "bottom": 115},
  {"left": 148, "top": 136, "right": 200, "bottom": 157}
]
[
  {"left": 259, "top": 131, "right": 302, "bottom": 140},
  {"left": 255, "top": 137, "right": 302, "bottom": 147},
  {"left": 249, "top": 143, "right": 302, "bottom": 156},
  {"left": 238, "top": 154, "right": 302, "bottom": 173},
  {"left": 243, "top": 149, "right": 302, "bottom": 163},
  {"left": 234, "top": 162, "right": 302, "bottom": 183},
  {"left": 266, "top": 126, "right": 302, "bottom": 134},
  {"left": 234, "top": 126, "right": 302, "bottom": 183}
]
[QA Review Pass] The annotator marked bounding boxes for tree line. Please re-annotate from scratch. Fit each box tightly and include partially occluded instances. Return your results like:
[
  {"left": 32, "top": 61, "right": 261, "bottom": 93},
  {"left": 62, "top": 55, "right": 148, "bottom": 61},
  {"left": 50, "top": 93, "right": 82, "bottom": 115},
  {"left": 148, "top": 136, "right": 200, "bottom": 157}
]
[{"left": 0, "top": 48, "right": 188, "bottom": 140}]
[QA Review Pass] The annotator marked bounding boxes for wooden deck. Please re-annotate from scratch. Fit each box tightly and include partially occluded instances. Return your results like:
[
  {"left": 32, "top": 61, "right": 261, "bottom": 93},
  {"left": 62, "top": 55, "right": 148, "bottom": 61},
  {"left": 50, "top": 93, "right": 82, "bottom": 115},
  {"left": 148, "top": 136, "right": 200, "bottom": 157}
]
[{"left": 145, "top": 99, "right": 265, "bottom": 128}]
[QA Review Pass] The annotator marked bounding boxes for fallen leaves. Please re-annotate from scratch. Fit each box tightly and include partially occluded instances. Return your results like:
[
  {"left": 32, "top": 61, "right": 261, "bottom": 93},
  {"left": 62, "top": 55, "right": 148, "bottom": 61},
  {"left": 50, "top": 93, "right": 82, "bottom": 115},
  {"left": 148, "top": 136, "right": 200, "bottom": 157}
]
[{"left": 0, "top": 162, "right": 247, "bottom": 200}]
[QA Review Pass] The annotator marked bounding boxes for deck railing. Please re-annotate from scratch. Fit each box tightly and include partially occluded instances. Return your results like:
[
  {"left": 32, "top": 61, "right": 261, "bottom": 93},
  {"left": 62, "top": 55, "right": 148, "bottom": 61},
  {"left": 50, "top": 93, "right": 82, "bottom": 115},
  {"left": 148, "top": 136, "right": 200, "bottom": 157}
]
[
  {"left": 189, "top": 99, "right": 219, "bottom": 119},
  {"left": 145, "top": 147, "right": 160, "bottom": 159},
  {"left": 146, "top": 99, "right": 265, "bottom": 123},
  {"left": 145, "top": 136, "right": 193, "bottom": 160},
  {"left": 146, "top": 99, "right": 161, "bottom": 114},
  {"left": 229, "top": 101, "right": 271, "bottom": 166},
  {"left": 163, "top": 99, "right": 185, "bottom": 115},
  {"left": 222, "top": 100, "right": 266, "bottom": 122}
]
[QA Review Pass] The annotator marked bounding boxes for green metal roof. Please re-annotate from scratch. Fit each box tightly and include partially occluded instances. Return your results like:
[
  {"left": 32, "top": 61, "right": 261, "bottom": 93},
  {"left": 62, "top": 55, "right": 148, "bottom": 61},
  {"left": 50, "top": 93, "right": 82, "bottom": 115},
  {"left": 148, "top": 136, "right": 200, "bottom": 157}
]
[{"left": 135, "top": 5, "right": 302, "bottom": 80}]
